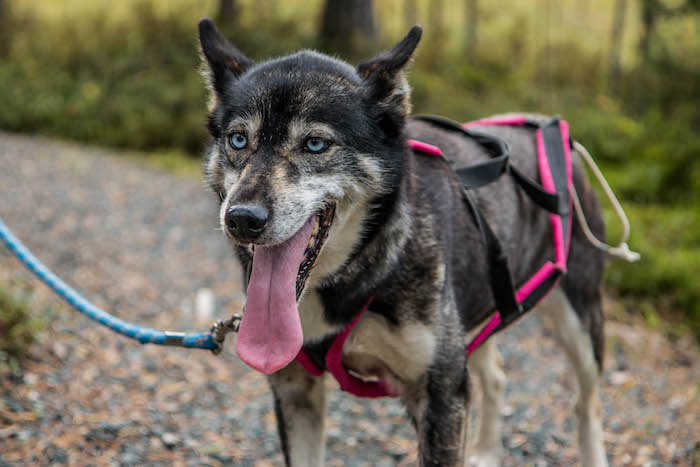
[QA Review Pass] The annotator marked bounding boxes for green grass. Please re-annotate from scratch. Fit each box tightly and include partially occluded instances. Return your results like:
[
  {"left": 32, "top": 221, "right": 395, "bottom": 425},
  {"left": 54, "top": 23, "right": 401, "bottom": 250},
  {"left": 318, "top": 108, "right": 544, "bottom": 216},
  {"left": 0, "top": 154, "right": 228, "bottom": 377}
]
[
  {"left": 133, "top": 149, "right": 203, "bottom": 178},
  {"left": 604, "top": 203, "right": 700, "bottom": 337},
  {"left": 0, "top": 280, "right": 43, "bottom": 375}
]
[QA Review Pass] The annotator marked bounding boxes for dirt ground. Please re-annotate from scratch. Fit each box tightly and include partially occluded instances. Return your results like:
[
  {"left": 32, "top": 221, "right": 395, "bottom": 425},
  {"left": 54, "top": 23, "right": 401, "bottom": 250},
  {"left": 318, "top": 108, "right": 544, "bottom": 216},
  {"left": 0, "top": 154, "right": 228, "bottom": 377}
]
[{"left": 1, "top": 133, "right": 698, "bottom": 466}]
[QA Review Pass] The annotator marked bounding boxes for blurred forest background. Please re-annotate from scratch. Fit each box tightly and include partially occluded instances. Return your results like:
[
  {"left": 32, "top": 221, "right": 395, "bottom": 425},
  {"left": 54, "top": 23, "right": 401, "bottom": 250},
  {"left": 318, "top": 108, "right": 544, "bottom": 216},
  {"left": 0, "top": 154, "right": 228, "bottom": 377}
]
[{"left": 0, "top": 0, "right": 698, "bottom": 341}]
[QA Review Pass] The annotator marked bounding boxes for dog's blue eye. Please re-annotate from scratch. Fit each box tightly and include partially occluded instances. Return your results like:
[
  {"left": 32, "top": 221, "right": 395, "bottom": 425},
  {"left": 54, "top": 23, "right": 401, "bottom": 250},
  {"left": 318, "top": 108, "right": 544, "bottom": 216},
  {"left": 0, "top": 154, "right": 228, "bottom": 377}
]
[
  {"left": 305, "top": 137, "right": 329, "bottom": 153},
  {"left": 229, "top": 132, "right": 247, "bottom": 149}
]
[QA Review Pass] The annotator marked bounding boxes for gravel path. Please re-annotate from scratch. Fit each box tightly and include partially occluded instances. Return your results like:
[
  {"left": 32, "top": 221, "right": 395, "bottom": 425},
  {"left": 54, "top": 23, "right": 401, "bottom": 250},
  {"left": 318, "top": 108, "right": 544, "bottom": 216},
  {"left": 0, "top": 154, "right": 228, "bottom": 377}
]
[{"left": 1, "top": 133, "right": 698, "bottom": 466}]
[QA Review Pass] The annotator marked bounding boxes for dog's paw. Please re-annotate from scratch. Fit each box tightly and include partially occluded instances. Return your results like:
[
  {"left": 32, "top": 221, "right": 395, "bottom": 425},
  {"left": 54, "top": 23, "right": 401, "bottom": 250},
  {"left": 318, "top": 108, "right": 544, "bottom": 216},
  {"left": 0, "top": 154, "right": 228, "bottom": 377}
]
[{"left": 468, "top": 452, "right": 500, "bottom": 467}]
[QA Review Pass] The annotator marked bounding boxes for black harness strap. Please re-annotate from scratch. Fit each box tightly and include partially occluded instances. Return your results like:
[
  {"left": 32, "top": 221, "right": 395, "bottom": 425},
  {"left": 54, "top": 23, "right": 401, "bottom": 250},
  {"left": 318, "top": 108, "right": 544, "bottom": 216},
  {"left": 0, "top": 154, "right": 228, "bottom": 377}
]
[
  {"left": 509, "top": 165, "right": 560, "bottom": 214},
  {"left": 414, "top": 115, "right": 561, "bottom": 213},
  {"left": 455, "top": 156, "right": 509, "bottom": 190},
  {"left": 460, "top": 189, "right": 522, "bottom": 320}
]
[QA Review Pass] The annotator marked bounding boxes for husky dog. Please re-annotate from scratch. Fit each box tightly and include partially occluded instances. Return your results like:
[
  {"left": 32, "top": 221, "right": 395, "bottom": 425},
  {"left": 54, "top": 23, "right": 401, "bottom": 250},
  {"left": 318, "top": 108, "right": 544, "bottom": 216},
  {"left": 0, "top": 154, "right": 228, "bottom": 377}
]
[{"left": 198, "top": 18, "right": 608, "bottom": 467}]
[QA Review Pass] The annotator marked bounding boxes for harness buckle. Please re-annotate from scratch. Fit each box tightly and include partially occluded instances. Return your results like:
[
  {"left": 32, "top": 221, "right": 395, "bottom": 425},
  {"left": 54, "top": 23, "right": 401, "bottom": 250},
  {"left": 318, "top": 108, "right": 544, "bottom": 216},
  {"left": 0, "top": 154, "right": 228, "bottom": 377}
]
[{"left": 209, "top": 312, "right": 242, "bottom": 355}]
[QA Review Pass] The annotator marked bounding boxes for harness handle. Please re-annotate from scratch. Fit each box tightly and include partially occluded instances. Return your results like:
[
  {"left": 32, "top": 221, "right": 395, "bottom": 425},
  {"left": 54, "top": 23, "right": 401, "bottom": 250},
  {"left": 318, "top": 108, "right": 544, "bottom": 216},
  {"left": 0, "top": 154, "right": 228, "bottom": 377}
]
[{"left": 570, "top": 141, "right": 640, "bottom": 262}]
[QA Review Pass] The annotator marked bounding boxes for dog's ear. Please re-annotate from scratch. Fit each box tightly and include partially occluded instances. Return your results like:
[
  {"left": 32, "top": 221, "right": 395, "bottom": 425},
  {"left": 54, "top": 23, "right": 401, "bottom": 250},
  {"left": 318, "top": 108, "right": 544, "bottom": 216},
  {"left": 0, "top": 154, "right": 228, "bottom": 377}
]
[
  {"left": 198, "top": 18, "right": 253, "bottom": 99},
  {"left": 357, "top": 25, "right": 422, "bottom": 136}
]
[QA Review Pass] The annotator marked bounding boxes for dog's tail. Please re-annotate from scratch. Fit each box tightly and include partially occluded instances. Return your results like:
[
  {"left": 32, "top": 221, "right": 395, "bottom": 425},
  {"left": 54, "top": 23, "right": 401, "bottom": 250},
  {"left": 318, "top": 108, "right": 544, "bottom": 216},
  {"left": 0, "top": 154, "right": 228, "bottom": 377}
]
[{"left": 570, "top": 141, "right": 640, "bottom": 263}]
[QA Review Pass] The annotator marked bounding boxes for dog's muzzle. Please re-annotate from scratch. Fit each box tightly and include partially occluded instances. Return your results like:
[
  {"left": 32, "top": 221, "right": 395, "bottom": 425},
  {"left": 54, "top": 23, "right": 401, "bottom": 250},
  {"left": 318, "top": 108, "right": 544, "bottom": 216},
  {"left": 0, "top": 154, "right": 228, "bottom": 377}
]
[{"left": 225, "top": 204, "right": 269, "bottom": 242}]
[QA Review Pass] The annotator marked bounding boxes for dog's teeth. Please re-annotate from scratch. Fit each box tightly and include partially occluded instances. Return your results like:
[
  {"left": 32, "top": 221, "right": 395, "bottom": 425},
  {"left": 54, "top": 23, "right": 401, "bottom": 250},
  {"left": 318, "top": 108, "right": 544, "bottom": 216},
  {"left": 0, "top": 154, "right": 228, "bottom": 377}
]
[
  {"left": 308, "top": 235, "right": 315, "bottom": 249},
  {"left": 312, "top": 220, "right": 319, "bottom": 236}
]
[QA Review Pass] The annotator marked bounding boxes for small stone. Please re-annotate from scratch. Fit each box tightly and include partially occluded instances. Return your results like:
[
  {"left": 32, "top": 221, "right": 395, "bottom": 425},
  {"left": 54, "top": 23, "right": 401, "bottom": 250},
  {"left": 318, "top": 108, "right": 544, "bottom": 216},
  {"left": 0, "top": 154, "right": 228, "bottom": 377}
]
[
  {"left": 609, "top": 371, "right": 630, "bottom": 386},
  {"left": 195, "top": 288, "right": 216, "bottom": 321},
  {"left": 373, "top": 459, "right": 394, "bottom": 467},
  {"left": 509, "top": 433, "right": 528, "bottom": 448},
  {"left": 15, "top": 430, "right": 32, "bottom": 441},
  {"left": 52, "top": 342, "right": 68, "bottom": 360},
  {"left": 669, "top": 395, "right": 685, "bottom": 410},
  {"left": 43, "top": 444, "right": 68, "bottom": 464},
  {"left": 160, "top": 432, "right": 180, "bottom": 449},
  {"left": 85, "top": 423, "right": 121, "bottom": 442},
  {"left": 6, "top": 397, "right": 23, "bottom": 412},
  {"left": 210, "top": 452, "right": 234, "bottom": 463},
  {"left": 120, "top": 451, "right": 142, "bottom": 465},
  {"left": 0, "top": 426, "right": 18, "bottom": 438},
  {"left": 23, "top": 373, "right": 38, "bottom": 385}
]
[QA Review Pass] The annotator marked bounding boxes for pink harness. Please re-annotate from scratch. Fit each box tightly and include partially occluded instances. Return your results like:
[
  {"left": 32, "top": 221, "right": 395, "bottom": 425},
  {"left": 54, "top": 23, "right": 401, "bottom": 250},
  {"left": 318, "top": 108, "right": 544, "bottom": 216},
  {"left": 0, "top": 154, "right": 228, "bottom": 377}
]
[{"left": 295, "top": 117, "right": 573, "bottom": 398}]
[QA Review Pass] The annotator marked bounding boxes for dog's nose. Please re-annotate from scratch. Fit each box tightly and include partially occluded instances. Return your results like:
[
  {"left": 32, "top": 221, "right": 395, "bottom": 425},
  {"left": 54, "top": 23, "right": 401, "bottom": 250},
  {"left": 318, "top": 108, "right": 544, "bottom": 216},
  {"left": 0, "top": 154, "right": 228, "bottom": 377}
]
[{"left": 225, "top": 205, "right": 269, "bottom": 241}]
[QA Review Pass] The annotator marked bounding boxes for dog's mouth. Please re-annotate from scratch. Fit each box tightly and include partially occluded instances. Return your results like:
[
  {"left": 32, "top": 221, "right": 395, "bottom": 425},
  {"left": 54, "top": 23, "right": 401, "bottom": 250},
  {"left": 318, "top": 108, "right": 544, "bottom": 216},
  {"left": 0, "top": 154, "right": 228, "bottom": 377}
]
[
  {"left": 296, "top": 204, "right": 335, "bottom": 299},
  {"left": 236, "top": 203, "right": 335, "bottom": 375}
]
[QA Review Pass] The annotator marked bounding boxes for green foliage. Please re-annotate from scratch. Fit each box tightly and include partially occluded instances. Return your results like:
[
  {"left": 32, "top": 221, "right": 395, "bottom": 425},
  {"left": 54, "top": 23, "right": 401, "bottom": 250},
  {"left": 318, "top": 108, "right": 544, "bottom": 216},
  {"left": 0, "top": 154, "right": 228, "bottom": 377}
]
[
  {"left": 571, "top": 106, "right": 700, "bottom": 205},
  {"left": 137, "top": 149, "right": 203, "bottom": 178},
  {"left": 605, "top": 203, "right": 700, "bottom": 338},
  {"left": 0, "top": 1, "right": 210, "bottom": 153},
  {"left": 0, "top": 281, "right": 42, "bottom": 363},
  {"left": 0, "top": 0, "right": 698, "bottom": 337}
]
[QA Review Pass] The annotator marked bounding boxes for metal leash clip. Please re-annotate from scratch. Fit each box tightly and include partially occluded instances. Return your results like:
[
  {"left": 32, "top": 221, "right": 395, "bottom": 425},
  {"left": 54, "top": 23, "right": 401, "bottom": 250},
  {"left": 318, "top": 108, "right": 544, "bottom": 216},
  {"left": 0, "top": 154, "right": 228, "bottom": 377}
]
[{"left": 209, "top": 312, "right": 243, "bottom": 355}]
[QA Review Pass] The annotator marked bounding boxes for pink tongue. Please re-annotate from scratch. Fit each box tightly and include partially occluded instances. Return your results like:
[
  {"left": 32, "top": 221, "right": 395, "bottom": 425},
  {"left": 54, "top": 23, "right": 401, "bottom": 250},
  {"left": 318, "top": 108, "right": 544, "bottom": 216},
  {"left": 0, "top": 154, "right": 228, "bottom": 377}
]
[{"left": 236, "top": 216, "right": 315, "bottom": 374}]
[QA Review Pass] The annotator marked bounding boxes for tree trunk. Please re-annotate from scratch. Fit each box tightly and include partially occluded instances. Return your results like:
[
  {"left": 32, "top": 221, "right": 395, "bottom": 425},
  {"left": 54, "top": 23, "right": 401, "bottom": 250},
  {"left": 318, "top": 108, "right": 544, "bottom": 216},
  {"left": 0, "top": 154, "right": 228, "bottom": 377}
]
[
  {"left": 427, "top": 0, "right": 445, "bottom": 43},
  {"left": 405, "top": 0, "right": 418, "bottom": 28},
  {"left": 577, "top": 0, "right": 589, "bottom": 21},
  {"left": 217, "top": 0, "right": 238, "bottom": 29},
  {"left": 639, "top": 0, "right": 659, "bottom": 62},
  {"left": 608, "top": 0, "right": 627, "bottom": 91},
  {"left": 0, "top": 0, "right": 8, "bottom": 57},
  {"left": 320, "top": 0, "right": 377, "bottom": 59},
  {"left": 465, "top": 0, "right": 478, "bottom": 62}
]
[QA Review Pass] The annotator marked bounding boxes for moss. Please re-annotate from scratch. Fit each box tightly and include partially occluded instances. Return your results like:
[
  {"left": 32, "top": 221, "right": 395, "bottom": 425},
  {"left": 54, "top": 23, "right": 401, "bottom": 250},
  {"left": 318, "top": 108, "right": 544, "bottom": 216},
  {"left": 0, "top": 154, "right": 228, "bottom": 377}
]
[
  {"left": 0, "top": 282, "right": 43, "bottom": 375},
  {"left": 603, "top": 203, "right": 700, "bottom": 339}
]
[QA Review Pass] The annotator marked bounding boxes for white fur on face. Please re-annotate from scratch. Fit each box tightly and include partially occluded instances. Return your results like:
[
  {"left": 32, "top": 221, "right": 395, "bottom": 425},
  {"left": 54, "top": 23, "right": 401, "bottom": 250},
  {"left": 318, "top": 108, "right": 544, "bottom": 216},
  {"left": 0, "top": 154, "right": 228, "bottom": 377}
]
[
  {"left": 218, "top": 174, "right": 237, "bottom": 233},
  {"left": 264, "top": 167, "right": 348, "bottom": 244}
]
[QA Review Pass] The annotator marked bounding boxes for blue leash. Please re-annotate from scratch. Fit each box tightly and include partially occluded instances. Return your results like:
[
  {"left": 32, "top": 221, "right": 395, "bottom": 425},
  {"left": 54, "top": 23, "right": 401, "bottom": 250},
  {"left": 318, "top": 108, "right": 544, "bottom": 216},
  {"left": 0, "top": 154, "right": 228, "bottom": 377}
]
[{"left": 0, "top": 217, "right": 239, "bottom": 353}]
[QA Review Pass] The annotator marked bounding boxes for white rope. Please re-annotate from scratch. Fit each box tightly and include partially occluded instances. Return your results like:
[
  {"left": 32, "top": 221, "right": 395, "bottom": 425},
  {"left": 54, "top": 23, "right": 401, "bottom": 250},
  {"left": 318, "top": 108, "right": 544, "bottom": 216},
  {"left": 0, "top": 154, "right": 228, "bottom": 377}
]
[{"left": 570, "top": 141, "right": 641, "bottom": 263}]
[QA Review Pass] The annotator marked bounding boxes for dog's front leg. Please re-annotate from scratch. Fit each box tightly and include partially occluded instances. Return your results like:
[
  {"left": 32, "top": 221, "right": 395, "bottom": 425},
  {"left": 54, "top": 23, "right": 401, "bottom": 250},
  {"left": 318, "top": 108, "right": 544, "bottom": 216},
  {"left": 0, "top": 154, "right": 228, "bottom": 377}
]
[
  {"left": 268, "top": 362, "right": 327, "bottom": 467},
  {"left": 403, "top": 340, "right": 470, "bottom": 467}
]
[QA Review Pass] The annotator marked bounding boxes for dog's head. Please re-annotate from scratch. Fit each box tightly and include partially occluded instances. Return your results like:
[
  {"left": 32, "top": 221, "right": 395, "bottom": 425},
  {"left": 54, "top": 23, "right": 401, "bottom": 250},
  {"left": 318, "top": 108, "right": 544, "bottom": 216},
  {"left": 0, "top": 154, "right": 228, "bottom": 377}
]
[{"left": 198, "top": 18, "right": 421, "bottom": 374}]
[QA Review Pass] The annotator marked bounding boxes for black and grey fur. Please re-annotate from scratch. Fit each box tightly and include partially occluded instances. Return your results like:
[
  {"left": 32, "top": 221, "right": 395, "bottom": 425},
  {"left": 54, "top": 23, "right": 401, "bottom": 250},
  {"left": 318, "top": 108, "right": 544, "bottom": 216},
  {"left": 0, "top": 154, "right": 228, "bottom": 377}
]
[{"left": 198, "top": 18, "right": 608, "bottom": 467}]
